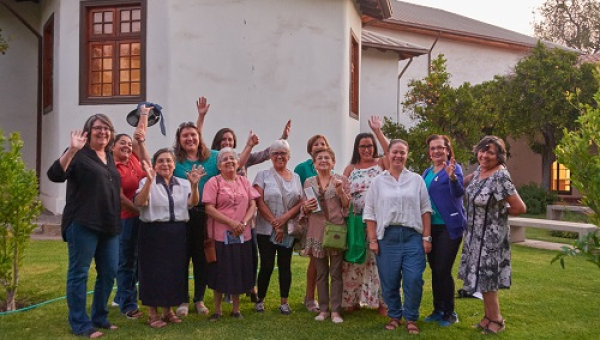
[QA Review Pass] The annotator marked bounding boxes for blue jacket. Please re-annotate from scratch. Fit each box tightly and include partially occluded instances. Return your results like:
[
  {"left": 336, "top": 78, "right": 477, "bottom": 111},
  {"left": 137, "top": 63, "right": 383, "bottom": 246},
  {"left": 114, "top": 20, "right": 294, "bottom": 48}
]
[{"left": 422, "top": 163, "right": 466, "bottom": 239}]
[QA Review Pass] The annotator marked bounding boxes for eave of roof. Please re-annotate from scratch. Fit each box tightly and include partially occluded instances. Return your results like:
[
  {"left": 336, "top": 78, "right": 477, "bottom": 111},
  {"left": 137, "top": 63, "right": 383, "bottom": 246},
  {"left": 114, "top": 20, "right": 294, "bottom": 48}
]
[
  {"left": 362, "top": 29, "right": 428, "bottom": 59},
  {"left": 357, "top": 0, "right": 392, "bottom": 20}
]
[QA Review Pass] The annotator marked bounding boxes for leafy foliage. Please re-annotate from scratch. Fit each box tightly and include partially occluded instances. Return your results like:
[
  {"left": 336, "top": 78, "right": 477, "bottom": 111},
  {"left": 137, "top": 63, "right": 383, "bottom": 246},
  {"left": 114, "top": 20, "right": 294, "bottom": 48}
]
[
  {"left": 0, "top": 131, "right": 43, "bottom": 311},
  {"left": 518, "top": 182, "right": 557, "bottom": 214},
  {"left": 490, "top": 42, "right": 598, "bottom": 189},
  {"left": 552, "top": 232, "right": 600, "bottom": 268},
  {"left": 534, "top": 0, "right": 600, "bottom": 53},
  {"left": 382, "top": 55, "right": 505, "bottom": 173}
]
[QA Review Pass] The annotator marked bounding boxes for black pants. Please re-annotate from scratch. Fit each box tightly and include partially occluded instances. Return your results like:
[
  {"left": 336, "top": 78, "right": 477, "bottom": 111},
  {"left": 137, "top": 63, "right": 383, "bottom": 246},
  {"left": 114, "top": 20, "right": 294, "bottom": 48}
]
[
  {"left": 426, "top": 224, "right": 462, "bottom": 314},
  {"left": 185, "top": 207, "right": 208, "bottom": 303},
  {"left": 256, "top": 234, "right": 293, "bottom": 300}
]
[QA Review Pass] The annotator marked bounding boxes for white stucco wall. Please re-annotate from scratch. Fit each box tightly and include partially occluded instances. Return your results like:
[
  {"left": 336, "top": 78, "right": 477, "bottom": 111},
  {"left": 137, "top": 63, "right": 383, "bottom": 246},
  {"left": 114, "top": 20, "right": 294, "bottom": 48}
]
[
  {"left": 37, "top": 0, "right": 363, "bottom": 213},
  {"left": 0, "top": 2, "right": 39, "bottom": 169},
  {"left": 360, "top": 27, "right": 529, "bottom": 130}
]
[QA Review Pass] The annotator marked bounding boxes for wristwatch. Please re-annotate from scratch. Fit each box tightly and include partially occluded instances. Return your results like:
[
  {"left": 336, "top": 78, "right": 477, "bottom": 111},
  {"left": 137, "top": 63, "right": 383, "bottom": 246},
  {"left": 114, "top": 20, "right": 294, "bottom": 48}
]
[{"left": 422, "top": 236, "right": 432, "bottom": 243}]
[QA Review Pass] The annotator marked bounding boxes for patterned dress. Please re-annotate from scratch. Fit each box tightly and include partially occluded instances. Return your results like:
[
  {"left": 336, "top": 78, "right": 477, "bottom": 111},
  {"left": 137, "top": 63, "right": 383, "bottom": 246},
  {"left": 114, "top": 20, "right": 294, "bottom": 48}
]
[
  {"left": 342, "top": 164, "right": 383, "bottom": 309},
  {"left": 458, "top": 168, "right": 517, "bottom": 293}
]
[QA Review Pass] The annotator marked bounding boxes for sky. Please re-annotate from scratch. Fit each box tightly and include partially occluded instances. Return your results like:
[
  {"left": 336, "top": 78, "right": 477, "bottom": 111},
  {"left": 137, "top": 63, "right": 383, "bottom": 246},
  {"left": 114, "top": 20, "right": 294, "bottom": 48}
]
[{"left": 400, "top": 0, "right": 547, "bottom": 36}]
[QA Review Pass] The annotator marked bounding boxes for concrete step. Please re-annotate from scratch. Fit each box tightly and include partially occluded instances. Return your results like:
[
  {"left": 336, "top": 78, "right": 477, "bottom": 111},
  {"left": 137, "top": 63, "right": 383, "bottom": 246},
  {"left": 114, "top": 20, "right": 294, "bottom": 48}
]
[{"left": 31, "top": 210, "right": 62, "bottom": 240}]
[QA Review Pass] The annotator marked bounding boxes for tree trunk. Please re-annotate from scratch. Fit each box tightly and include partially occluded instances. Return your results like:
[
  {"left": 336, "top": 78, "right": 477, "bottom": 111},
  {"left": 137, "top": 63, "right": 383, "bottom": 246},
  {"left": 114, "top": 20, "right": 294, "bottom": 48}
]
[
  {"left": 6, "top": 288, "right": 16, "bottom": 311},
  {"left": 540, "top": 143, "right": 556, "bottom": 191}
]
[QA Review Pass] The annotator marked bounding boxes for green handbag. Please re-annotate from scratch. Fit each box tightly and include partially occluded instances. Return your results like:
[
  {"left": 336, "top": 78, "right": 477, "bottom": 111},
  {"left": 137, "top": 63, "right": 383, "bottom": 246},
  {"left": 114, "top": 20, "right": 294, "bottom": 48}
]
[
  {"left": 322, "top": 222, "right": 347, "bottom": 250},
  {"left": 344, "top": 203, "right": 366, "bottom": 264}
]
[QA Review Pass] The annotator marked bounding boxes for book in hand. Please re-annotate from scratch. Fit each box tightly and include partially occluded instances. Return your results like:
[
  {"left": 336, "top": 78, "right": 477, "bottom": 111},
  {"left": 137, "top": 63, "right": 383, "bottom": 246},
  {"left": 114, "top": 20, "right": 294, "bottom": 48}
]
[
  {"left": 270, "top": 229, "right": 295, "bottom": 248},
  {"left": 224, "top": 230, "right": 244, "bottom": 245},
  {"left": 304, "top": 187, "right": 322, "bottom": 213}
]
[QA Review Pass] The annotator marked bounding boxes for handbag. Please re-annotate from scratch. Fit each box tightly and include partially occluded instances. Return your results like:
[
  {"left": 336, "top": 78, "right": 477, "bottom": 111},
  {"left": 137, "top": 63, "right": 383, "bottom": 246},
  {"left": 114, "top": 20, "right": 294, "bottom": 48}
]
[
  {"left": 271, "top": 168, "right": 304, "bottom": 238},
  {"left": 204, "top": 177, "right": 220, "bottom": 264},
  {"left": 322, "top": 222, "right": 347, "bottom": 250},
  {"left": 344, "top": 203, "right": 366, "bottom": 264}
]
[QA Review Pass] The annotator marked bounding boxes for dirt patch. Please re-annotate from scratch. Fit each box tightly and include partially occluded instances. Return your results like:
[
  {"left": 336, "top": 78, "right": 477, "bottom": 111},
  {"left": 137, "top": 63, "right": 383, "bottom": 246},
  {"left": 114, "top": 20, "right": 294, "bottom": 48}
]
[{"left": 0, "top": 298, "right": 35, "bottom": 312}]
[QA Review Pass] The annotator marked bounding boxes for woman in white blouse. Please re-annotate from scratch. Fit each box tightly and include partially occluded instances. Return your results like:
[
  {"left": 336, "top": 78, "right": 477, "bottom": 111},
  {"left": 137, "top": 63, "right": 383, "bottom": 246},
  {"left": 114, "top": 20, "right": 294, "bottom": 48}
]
[
  {"left": 363, "top": 139, "right": 432, "bottom": 335},
  {"left": 253, "top": 140, "right": 303, "bottom": 315}
]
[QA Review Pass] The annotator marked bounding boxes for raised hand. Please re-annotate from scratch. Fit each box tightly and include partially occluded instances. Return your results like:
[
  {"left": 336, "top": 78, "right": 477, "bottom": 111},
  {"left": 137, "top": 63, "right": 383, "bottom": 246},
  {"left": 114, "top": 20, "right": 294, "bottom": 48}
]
[
  {"left": 334, "top": 177, "right": 344, "bottom": 194},
  {"left": 246, "top": 130, "right": 260, "bottom": 147},
  {"left": 70, "top": 130, "right": 88, "bottom": 150},
  {"left": 281, "top": 120, "right": 291, "bottom": 140},
  {"left": 141, "top": 160, "right": 155, "bottom": 181},
  {"left": 196, "top": 96, "right": 210, "bottom": 119},
  {"left": 186, "top": 164, "right": 205, "bottom": 186},
  {"left": 443, "top": 157, "right": 457, "bottom": 179},
  {"left": 368, "top": 116, "right": 383, "bottom": 131}
]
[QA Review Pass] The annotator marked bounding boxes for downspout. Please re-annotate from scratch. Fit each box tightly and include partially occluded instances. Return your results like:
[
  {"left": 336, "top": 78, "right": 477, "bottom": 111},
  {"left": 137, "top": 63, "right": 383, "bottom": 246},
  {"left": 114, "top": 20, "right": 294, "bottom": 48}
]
[
  {"left": 396, "top": 57, "right": 413, "bottom": 123},
  {"left": 427, "top": 32, "right": 441, "bottom": 75},
  {"left": 0, "top": 0, "right": 42, "bottom": 179}
]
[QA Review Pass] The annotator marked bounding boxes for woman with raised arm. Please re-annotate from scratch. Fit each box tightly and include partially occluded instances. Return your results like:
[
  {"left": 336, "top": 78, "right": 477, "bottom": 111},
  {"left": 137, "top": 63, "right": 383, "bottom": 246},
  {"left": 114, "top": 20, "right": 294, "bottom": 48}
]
[
  {"left": 459, "top": 136, "right": 526, "bottom": 334},
  {"left": 47, "top": 114, "right": 121, "bottom": 338},
  {"left": 134, "top": 148, "right": 202, "bottom": 328},
  {"left": 341, "top": 116, "right": 389, "bottom": 315}
]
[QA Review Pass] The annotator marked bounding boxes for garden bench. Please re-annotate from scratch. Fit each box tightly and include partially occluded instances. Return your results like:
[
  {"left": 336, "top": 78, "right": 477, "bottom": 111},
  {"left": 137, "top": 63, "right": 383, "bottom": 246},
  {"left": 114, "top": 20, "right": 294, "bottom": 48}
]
[
  {"left": 546, "top": 205, "right": 593, "bottom": 220},
  {"left": 508, "top": 217, "right": 598, "bottom": 243}
]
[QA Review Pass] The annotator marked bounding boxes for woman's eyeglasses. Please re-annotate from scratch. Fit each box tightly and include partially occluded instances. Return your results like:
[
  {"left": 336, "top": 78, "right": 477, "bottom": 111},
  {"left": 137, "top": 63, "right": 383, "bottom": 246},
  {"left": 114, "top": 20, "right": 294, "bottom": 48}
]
[
  {"left": 271, "top": 151, "right": 288, "bottom": 157},
  {"left": 358, "top": 144, "right": 374, "bottom": 150}
]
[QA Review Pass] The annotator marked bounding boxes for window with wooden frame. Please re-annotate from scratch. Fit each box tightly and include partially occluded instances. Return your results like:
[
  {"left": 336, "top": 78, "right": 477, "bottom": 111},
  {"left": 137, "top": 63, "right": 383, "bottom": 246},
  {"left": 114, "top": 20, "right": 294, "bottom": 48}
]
[
  {"left": 43, "top": 14, "right": 54, "bottom": 113},
  {"left": 551, "top": 161, "right": 572, "bottom": 195},
  {"left": 349, "top": 31, "right": 359, "bottom": 119},
  {"left": 80, "top": 1, "right": 146, "bottom": 104}
]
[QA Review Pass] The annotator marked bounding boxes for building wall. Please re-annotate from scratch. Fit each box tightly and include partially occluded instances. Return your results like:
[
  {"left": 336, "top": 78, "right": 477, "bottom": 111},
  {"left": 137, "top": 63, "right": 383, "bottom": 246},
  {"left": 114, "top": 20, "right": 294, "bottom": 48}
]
[
  {"left": 37, "top": 0, "right": 363, "bottom": 213},
  {"left": 0, "top": 1, "right": 40, "bottom": 169}
]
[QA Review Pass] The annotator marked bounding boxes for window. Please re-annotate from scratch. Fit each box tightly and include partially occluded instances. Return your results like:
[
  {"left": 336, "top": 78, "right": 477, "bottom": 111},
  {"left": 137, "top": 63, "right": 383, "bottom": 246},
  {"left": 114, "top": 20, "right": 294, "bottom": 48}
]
[
  {"left": 349, "top": 31, "right": 359, "bottom": 119},
  {"left": 80, "top": 1, "right": 146, "bottom": 104},
  {"left": 551, "top": 161, "right": 571, "bottom": 194},
  {"left": 43, "top": 14, "right": 54, "bottom": 113}
]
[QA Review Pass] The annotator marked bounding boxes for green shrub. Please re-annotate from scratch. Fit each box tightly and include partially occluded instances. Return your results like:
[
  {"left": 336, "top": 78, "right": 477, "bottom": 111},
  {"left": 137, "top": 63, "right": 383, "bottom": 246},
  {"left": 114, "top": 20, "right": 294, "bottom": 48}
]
[
  {"left": 549, "top": 230, "right": 579, "bottom": 239},
  {"left": 518, "top": 182, "right": 557, "bottom": 214}
]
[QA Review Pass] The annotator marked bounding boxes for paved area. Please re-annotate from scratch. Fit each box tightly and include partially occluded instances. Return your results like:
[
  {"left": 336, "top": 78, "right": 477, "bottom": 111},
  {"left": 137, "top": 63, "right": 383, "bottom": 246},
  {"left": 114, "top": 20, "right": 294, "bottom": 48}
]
[{"left": 513, "top": 239, "right": 570, "bottom": 251}]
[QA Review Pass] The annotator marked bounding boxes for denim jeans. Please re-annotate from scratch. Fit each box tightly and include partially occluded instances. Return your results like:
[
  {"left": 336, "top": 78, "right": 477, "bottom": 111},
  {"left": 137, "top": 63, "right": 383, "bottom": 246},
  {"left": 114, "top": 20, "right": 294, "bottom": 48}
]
[
  {"left": 114, "top": 217, "right": 140, "bottom": 314},
  {"left": 65, "top": 222, "right": 119, "bottom": 335},
  {"left": 376, "top": 225, "right": 425, "bottom": 321},
  {"left": 427, "top": 224, "right": 462, "bottom": 314}
]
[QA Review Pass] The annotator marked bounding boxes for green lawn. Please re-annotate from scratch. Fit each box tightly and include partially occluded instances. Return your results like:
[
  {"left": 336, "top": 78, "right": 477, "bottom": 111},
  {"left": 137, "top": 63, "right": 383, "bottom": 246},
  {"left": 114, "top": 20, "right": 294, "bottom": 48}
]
[{"left": 0, "top": 240, "right": 599, "bottom": 339}]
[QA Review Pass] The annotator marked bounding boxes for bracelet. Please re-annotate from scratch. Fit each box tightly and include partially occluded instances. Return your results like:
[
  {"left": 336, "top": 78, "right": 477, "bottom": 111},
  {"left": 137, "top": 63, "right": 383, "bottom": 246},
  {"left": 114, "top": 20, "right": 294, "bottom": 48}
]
[
  {"left": 139, "top": 112, "right": 149, "bottom": 116},
  {"left": 369, "top": 240, "right": 377, "bottom": 244}
]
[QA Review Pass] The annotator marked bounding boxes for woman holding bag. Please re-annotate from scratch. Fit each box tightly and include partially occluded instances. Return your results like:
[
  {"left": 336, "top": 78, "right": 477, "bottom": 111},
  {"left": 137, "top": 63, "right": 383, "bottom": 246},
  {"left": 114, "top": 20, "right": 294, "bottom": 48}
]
[
  {"left": 302, "top": 146, "right": 350, "bottom": 324},
  {"left": 341, "top": 116, "right": 389, "bottom": 315},
  {"left": 253, "top": 140, "right": 303, "bottom": 315}
]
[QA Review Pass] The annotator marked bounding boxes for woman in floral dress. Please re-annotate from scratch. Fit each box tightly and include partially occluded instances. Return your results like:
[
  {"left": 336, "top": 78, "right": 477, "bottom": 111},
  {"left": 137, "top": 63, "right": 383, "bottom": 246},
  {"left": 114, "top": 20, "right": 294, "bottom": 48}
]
[
  {"left": 341, "top": 116, "right": 389, "bottom": 314},
  {"left": 458, "top": 136, "right": 526, "bottom": 334}
]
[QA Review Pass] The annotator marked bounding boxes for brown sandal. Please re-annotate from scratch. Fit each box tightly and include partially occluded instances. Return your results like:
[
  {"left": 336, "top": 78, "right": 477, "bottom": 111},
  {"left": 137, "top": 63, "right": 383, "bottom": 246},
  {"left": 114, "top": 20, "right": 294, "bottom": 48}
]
[
  {"left": 148, "top": 316, "right": 167, "bottom": 328},
  {"left": 384, "top": 318, "right": 401, "bottom": 330},
  {"left": 162, "top": 312, "right": 182, "bottom": 323},
  {"left": 406, "top": 321, "right": 420, "bottom": 335}
]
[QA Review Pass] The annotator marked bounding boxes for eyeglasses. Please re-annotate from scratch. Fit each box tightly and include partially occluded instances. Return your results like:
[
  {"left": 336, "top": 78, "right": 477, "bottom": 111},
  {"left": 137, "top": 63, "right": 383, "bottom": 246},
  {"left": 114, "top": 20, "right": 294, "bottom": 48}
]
[
  {"left": 358, "top": 144, "right": 374, "bottom": 150},
  {"left": 271, "top": 151, "right": 288, "bottom": 157},
  {"left": 429, "top": 146, "right": 446, "bottom": 151},
  {"left": 91, "top": 126, "right": 110, "bottom": 132}
]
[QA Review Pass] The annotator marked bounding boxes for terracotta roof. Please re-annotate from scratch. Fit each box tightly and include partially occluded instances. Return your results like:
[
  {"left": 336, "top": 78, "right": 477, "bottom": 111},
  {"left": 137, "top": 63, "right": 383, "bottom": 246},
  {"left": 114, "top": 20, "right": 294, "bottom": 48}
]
[
  {"left": 357, "top": 0, "right": 392, "bottom": 20},
  {"left": 374, "top": 1, "right": 579, "bottom": 52},
  {"left": 362, "top": 29, "right": 428, "bottom": 59},
  {"left": 578, "top": 53, "right": 600, "bottom": 65}
]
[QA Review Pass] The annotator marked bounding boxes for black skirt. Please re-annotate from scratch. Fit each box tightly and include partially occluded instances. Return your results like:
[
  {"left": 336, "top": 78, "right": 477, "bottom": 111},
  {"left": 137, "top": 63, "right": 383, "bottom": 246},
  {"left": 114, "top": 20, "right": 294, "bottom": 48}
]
[
  {"left": 207, "top": 240, "right": 254, "bottom": 294},
  {"left": 138, "top": 221, "right": 187, "bottom": 307}
]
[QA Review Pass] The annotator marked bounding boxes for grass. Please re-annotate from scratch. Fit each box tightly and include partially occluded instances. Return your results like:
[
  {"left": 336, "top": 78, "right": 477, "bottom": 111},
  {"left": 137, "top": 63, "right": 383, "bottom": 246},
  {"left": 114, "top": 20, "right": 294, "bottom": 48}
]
[{"left": 1, "top": 240, "right": 599, "bottom": 339}]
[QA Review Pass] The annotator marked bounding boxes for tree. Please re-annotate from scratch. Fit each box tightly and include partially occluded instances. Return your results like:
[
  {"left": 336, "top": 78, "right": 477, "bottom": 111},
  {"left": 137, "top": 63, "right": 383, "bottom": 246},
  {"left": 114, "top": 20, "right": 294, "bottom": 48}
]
[
  {"left": 0, "top": 28, "right": 8, "bottom": 54},
  {"left": 492, "top": 42, "right": 597, "bottom": 190},
  {"left": 534, "top": 0, "right": 600, "bottom": 54},
  {"left": 0, "top": 131, "right": 42, "bottom": 311},
  {"left": 382, "top": 54, "right": 505, "bottom": 173}
]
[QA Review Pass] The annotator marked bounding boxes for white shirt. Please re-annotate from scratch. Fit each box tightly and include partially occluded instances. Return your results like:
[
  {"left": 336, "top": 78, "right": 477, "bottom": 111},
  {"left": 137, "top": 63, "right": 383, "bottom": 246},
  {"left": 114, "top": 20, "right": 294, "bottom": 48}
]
[
  {"left": 363, "top": 169, "right": 432, "bottom": 239},
  {"left": 253, "top": 168, "right": 302, "bottom": 236},
  {"left": 136, "top": 176, "right": 192, "bottom": 223}
]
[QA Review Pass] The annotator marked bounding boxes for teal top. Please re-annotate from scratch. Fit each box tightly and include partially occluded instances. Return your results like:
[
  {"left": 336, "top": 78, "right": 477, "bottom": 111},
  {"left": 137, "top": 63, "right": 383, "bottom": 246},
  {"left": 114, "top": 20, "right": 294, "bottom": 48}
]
[
  {"left": 174, "top": 149, "right": 219, "bottom": 201},
  {"left": 424, "top": 169, "right": 446, "bottom": 225},
  {"left": 294, "top": 158, "right": 316, "bottom": 186}
]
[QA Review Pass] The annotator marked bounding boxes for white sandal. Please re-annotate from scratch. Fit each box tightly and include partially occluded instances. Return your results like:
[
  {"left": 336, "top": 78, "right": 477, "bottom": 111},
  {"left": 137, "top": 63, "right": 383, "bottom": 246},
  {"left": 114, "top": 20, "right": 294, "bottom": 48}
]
[{"left": 176, "top": 303, "right": 189, "bottom": 316}]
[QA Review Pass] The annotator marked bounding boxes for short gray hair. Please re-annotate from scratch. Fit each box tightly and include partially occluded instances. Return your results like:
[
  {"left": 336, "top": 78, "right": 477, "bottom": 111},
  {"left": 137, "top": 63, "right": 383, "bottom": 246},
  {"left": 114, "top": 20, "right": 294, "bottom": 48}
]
[
  {"left": 216, "top": 147, "right": 239, "bottom": 164},
  {"left": 270, "top": 139, "right": 291, "bottom": 157}
]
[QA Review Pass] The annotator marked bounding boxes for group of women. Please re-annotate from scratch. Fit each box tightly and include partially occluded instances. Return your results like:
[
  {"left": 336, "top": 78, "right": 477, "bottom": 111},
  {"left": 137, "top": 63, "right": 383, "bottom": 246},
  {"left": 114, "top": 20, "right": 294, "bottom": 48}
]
[{"left": 48, "top": 96, "right": 526, "bottom": 338}]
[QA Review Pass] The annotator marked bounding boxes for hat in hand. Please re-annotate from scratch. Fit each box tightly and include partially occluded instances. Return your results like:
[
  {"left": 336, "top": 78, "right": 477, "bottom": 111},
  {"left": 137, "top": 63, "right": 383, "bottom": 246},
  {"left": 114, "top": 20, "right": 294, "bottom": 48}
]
[{"left": 126, "top": 102, "right": 166, "bottom": 135}]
